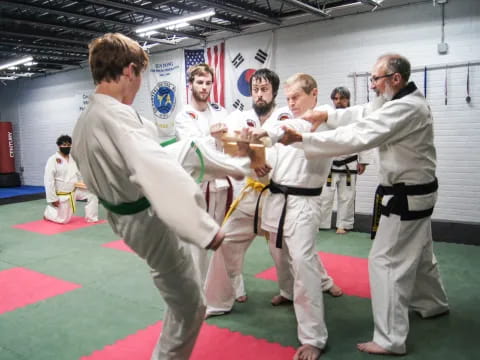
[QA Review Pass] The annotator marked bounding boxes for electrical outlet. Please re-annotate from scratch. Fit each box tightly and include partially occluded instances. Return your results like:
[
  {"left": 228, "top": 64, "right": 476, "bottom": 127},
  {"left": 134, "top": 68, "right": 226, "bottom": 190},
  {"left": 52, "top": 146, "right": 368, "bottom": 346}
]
[
  {"left": 437, "top": 42, "right": 448, "bottom": 54},
  {"left": 437, "top": 0, "right": 448, "bottom": 4}
]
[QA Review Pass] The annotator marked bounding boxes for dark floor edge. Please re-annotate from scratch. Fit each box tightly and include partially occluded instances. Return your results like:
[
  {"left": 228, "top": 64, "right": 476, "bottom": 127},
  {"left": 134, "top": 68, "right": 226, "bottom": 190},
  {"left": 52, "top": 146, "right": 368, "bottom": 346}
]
[
  {"left": 0, "top": 193, "right": 45, "bottom": 205},
  {"left": 346, "top": 213, "right": 480, "bottom": 246}
]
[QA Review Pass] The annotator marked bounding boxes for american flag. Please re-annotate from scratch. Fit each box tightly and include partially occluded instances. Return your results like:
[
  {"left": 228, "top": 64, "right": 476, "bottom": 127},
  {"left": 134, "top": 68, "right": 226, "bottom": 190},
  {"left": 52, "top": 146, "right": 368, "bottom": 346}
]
[{"left": 184, "top": 42, "right": 225, "bottom": 107}]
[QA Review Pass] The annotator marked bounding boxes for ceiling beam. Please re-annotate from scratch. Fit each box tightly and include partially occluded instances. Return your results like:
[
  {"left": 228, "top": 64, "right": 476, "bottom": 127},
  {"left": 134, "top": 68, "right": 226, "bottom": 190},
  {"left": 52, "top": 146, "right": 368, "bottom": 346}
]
[
  {"left": 282, "top": 0, "right": 331, "bottom": 17},
  {"left": 86, "top": 0, "right": 241, "bottom": 33},
  {"left": 193, "top": 0, "right": 281, "bottom": 25},
  {"left": 0, "top": 40, "right": 88, "bottom": 54},
  {"left": 0, "top": 1, "right": 206, "bottom": 41}
]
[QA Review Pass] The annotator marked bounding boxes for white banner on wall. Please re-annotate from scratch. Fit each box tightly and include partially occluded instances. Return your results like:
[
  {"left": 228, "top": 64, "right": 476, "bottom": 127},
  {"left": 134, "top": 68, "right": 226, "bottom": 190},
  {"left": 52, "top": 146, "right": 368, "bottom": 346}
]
[
  {"left": 146, "top": 50, "right": 184, "bottom": 138},
  {"left": 225, "top": 32, "right": 273, "bottom": 112}
]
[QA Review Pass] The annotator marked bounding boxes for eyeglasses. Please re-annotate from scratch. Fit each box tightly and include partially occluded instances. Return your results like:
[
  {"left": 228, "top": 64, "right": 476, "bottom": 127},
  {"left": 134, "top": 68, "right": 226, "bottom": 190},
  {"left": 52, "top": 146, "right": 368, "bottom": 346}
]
[{"left": 369, "top": 73, "right": 395, "bottom": 84}]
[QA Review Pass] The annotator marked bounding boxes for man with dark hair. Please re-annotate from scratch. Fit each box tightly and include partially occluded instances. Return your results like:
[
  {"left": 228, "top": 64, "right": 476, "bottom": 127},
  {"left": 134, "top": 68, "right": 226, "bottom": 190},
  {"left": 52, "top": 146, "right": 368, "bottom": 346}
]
[
  {"left": 43, "top": 134, "right": 98, "bottom": 224},
  {"left": 72, "top": 33, "right": 226, "bottom": 360},
  {"left": 280, "top": 54, "right": 449, "bottom": 355},
  {"left": 318, "top": 86, "right": 370, "bottom": 234},
  {"left": 204, "top": 68, "right": 280, "bottom": 315}
]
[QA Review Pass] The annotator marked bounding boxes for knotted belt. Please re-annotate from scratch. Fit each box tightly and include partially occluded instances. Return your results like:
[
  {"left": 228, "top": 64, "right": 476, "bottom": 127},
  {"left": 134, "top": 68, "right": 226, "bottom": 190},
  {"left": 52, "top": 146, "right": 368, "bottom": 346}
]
[
  {"left": 56, "top": 191, "right": 76, "bottom": 213},
  {"left": 254, "top": 180, "right": 322, "bottom": 249},
  {"left": 223, "top": 177, "right": 266, "bottom": 225},
  {"left": 370, "top": 178, "right": 438, "bottom": 239},
  {"left": 327, "top": 154, "right": 358, "bottom": 187},
  {"left": 99, "top": 138, "right": 204, "bottom": 216}
]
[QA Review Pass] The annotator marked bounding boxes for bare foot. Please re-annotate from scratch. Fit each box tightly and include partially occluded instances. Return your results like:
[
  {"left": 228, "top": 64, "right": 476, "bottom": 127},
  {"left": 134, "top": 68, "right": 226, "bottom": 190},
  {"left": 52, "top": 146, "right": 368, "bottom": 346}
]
[
  {"left": 357, "top": 341, "right": 398, "bottom": 355},
  {"left": 236, "top": 295, "right": 248, "bottom": 303},
  {"left": 325, "top": 283, "right": 343, "bottom": 297},
  {"left": 336, "top": 228, "right": 347, "bottom": 234},
  {"left": 271, "top": 294, "right": 293, "bottom": 306},
  {"left": 293, "top": 344, "right": 322, "bottom": 360}
]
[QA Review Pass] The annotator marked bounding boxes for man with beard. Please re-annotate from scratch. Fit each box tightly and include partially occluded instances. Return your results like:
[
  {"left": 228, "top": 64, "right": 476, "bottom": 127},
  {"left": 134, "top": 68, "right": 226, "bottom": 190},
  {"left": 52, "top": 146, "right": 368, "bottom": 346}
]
[
  {"left": 175, "top": 63, "right": 232, "bottom": 285},
  {"left": 279, "top": 54, "right": 449, "bottom": 355},
  {"left": 318, "top": 87, "right": 370, "bottom": 234},
  {"left": 203, "top": 68, "right": 279, "bottom": 316}
]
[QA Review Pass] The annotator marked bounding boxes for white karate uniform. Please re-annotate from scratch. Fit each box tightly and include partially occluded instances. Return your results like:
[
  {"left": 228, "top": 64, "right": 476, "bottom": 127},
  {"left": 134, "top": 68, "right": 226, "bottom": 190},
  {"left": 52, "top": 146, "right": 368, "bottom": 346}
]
[
  {"left": 259, "top": 105, "right": 337, "bottom": 350},
  {"left": 175, "top": 103, "right": 231, "bottom": 285},
  {"left": 72, "top": 93, "right": 221, "bottom": 360},
  {"left": 318, "top": 151, "right": 371, "bottom": 230},
  {"left": 302, "top": 84, "right": 449, "bottom": 354},
  {"left": 204, "top": 108, "right": 282, "bottom": 315},
  {"left": 43, "top": 152, "right": 98, "bottom": 223}
]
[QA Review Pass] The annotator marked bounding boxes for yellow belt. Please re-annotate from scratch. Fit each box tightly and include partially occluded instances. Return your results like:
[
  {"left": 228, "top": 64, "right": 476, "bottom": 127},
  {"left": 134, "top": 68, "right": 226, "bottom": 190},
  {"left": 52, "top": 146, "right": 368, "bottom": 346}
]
[
  {"left": 56, "top": 191, "right": 76, "bottom": 213},
  {"left": 223, "top": 177, "right": 266, "bottom": 225}
]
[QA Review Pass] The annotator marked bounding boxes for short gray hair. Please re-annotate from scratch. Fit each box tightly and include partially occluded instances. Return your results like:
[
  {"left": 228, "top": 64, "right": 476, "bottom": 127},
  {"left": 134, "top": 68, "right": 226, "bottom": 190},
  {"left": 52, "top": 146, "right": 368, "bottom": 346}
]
[{"left": 377, "top": 54, "right": 411, "bottom": 82}]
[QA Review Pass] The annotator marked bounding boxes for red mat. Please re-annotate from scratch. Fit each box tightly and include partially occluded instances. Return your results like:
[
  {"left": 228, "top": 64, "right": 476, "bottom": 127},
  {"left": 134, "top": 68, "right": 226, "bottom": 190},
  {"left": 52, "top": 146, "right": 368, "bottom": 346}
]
[
  {"left": 0, "top": 267, "right": 81, "bottom": 315},
  {"left": 256, "top": 251, "right": 371, "bottom": 298},
  {"left": 81, "top": 321, "right": 296, "bottom": 360},
  {"left": 12, "top": 216, "right": 106, "bottom": 235},
  {"left": 102, "top": 240, "right": 134, "bottom": 253}
]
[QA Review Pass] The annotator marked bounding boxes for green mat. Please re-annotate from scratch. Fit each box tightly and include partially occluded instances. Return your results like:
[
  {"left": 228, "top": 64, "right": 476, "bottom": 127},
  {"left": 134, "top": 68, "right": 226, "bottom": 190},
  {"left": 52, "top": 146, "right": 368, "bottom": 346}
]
[{"left": 0, "top": 199, "right": 478, "bottom": 359}]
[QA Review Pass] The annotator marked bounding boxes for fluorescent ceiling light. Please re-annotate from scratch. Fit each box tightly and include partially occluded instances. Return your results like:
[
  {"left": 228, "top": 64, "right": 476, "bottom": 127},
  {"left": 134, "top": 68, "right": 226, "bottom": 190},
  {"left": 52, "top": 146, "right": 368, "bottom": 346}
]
[
  {"left": 0, "top": 76, "right": 18, "bottom": 80},
  {"left": 139, "top": 23, "right": 190, "bottom": 37},
  {"left": 0, "top": 56, "right": 34, "bottom": 71},
  {"left": 135, "top": 9, "right": 215, "bottom": 34},
  {"left": 359, "top": 0, "right": 384, "bottom": 7}
]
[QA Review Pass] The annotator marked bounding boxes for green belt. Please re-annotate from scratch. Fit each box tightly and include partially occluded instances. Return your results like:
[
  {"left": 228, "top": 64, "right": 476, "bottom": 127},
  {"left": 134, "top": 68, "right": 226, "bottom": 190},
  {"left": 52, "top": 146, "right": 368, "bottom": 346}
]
[{"left": 100, "top": 137, "right": 205, "bottom": 215}]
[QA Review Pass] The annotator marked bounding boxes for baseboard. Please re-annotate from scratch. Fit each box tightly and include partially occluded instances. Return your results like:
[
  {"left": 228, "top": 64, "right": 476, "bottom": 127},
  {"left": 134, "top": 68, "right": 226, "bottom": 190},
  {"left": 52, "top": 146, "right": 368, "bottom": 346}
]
[
  {"left": 330, "top": 212, "right": 480, "bottom": 246},
  {"left": 0, "top": 193, "right": 45, "bottom": 205}
]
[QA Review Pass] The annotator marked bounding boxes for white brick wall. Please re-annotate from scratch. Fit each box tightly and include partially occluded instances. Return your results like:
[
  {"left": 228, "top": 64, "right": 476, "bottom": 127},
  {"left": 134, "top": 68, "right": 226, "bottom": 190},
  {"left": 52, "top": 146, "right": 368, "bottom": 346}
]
[{"left": 0, "top": 0, "right": 478, "bottom": 223}]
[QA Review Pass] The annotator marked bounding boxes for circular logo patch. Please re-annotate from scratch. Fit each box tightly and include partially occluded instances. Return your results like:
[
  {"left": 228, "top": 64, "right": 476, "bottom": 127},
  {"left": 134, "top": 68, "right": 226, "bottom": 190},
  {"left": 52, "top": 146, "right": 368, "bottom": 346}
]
[{"left": 151, "top": 81, "right": 176, "bottom": 119}]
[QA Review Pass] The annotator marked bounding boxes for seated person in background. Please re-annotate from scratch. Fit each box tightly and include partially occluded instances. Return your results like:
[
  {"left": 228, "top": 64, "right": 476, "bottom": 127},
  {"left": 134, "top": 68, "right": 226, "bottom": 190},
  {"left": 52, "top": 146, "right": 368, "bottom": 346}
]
[{"left": 43, "top": 134, "right": 98, "bottom": 224}]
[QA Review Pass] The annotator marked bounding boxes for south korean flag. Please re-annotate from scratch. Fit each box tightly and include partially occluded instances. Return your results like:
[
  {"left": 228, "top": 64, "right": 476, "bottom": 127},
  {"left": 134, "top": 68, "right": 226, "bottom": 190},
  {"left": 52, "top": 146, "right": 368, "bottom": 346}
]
[{"left": 225, "top": 32, "right": 273, "bottom": 112}]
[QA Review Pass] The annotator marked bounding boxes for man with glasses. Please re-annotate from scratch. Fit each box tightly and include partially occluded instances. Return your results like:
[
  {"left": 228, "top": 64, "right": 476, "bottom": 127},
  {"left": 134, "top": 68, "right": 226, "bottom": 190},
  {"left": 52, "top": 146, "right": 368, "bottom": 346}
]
[
  {"left": 43, "top": 134, "right": 98, "bottom": 224},
  {"left": 279, "top": 54, "right": 449, "bottom": 355}
]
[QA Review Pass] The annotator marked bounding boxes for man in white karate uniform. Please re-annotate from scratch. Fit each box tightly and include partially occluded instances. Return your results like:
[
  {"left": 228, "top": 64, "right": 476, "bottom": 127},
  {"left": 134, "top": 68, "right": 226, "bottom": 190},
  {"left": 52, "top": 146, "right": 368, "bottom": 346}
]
[
  {"left": 175, "top": 63, "right": 233, "bottom": 285},
  {"left": 254, "top": 73, "right": 344, "bottom": 360},
  {"left": 280, "top": 54, "right": 449, "bottom": 355},
  {"left": 318, "top": 87, "right": 369, "bottom": 234},
  {"left": 72, "top": 33, "right": 226, "bottom": 360},
  {"left": 204, "top": 68, "right": 280, "bottom": 315},
  {"left": 44, "top": 134, "right": 98, "bottom": 224}
]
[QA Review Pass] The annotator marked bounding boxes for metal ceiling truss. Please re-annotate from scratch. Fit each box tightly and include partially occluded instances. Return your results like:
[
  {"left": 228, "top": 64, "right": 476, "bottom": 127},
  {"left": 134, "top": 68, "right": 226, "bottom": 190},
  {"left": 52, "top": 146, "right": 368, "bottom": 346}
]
[{"left": 0, "top": 0, "right": 410, "bottom": 79}]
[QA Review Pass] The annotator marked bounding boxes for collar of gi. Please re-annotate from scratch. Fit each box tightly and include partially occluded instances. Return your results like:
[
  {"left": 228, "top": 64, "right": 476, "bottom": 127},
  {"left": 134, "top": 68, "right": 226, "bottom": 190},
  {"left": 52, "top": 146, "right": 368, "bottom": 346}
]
[{"left": 392, "top": 82, "right": 417, "bottom": 101}]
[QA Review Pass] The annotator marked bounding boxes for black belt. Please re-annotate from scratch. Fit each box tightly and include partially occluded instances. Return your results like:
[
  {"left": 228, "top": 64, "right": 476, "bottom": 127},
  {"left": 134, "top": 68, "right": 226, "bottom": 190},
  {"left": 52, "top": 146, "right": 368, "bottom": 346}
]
[
  {"left": 370, "top": 178, "right": 438, "bottom": 239},
  {"left": 254, "top": 180, "right": 322, "bottom": 248},
  {"left": 327, "top": 155, "right": 358, "bottom": 187}
]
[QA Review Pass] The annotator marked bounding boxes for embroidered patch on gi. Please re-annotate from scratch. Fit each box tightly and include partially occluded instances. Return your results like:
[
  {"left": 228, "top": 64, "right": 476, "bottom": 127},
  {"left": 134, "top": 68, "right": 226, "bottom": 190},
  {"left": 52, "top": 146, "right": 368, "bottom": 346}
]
[
  {"left": 187, "top": 111, "right": 197, "bottom": 120},
  {"left": 151, "top": 81, "right": 176, "bottom": 120},
  {"left": 246, "top": 119, "right": 256, "bottom": 127},
  {"left": 278, "top": 113, "right": 292, "bottom": 121},
  {"left": 210, "top": 102, "right": 221, "bottom": 111},
  {"left": 56, "top": 158, "right": 62, "bottom": 164}
]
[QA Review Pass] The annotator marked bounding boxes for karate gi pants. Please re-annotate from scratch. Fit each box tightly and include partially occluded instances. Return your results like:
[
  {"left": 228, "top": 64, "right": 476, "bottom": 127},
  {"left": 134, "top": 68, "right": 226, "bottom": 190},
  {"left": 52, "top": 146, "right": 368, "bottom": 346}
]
[
  {"left": 318, "top": 172, "right": 356, "bottom": 230},
  {"left": 204, "top": 204, "right": 258, "bottom": 314},
  {"left": 189, "top": 188, "right": 229, "bottom": 286},
  {"left": 267, "top": 220, "right": 330, "bottom": 350},
  {"left": 108, "top": 208, "right": 205, "bottom": 360},
  {"left": 44, "top": 188, "right": 98, "bottom": 224},
  {"left": 370, "top": 213, "right": 449, "bottom": 354}
]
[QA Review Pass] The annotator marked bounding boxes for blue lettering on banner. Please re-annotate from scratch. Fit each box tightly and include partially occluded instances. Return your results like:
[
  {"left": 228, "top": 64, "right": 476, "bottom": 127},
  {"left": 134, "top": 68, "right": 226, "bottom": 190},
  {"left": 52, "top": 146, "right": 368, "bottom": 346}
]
[{"left": 151, "top": 81, "right": 176, "bottom": 119}]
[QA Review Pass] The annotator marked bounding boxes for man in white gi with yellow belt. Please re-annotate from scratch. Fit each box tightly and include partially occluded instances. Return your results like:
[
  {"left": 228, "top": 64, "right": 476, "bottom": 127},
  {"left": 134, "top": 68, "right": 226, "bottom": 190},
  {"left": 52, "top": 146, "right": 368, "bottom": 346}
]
[
  {"left": 280, "top": 54, "right": 449, "bottom": 356},
  {"left": 44, "top": 134, "right": 98, "bottom": 224},
  {"left": 204, "top": 68, "right": 280, "bottom": 315},
  {"left": 72, "top": 33, "right": 226, "bottom": 360}
]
